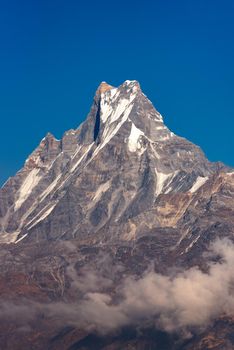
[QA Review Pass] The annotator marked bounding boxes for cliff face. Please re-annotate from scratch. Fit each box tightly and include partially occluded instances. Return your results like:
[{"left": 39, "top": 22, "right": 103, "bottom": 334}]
[
  {"left": 0, "top": 80, "right": 233, "bottom": 349},
  {"left": 0, "top": 80, "right": 229, "bottom": 245}
]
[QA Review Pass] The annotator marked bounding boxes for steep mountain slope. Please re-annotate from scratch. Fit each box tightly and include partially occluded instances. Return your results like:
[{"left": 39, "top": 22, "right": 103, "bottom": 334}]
[
  {"left": 0, "top": 80, "right": 228, "bottom": 245},
  {"left": 0, "top": 80, "right": 234, "bottom": 349}
]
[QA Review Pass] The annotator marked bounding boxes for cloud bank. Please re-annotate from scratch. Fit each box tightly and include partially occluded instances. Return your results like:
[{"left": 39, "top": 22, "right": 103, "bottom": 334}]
[{"left": 1, "top": 238, "right": 234, "bottom": 335}]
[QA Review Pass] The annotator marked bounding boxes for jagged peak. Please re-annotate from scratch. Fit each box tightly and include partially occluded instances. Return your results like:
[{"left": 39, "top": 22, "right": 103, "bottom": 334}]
[
  {"left": 24, "top": 132, "right": 61, "bottom": 171},
  {"left": 96, "top": 80, "right": 141, "bottom": 97},
  {"left": 96, "top": 81, "right": 114, "bottom": 95},
  {"left": 40, "top": 132, "right": 59, "bottom": 145},
  {"left": 45, "top": 131, "right": 56, "bottom": 139},
  {"left": 88, "top": 79, "right": 167, "bottom": 147},
  {"left": 122, "top": 80, "right": 141, "bottom": 89},
  {"left": 0, "top": 79, "right": 225, "bottom": 248}
]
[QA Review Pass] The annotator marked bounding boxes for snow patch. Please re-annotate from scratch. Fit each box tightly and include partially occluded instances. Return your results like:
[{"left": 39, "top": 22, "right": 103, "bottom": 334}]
[
  {"left": 0, "top": 231, "right": 20, "bottom": 244},
  {"left": 100, "top": 85, "right": 137, "bottom": 124},
  {"left": 190, "top": 176, "right": 208, "bottom": 193},
  {"left": 70, "top": 144, "right": 94, "bottom": 173},
  {"left": 110, "top": 98, "right": 133, "bottom": 124},
  {"left": 100, "top": 97, "right": 113, "bottom": 123},
  {"left": 39, "top": 174, "right": 62, "bottom": 202},
  {"left": 155, "top": 170, "right": 173, "bottom": 196},
  {"left": 27, "top": 202, "right": 57, "bottom": 230},
  {"left": 15, "top": 169, "right": 41, "bottom": 210},
  {"left": 101, "top": 95, "right": 135, "bottom": 125},
  {"left": 93, "top": 181, "right": 111, "bottom": 202},
  {"left": 15, "top": 234, "right": 28, "bottom": 244},
  {"left": 109, "top": 88, "right": 118, "bottom": 99},
  {"left": 158, "top": 134, "right": 171, "bottom": 141},
  {"left": 150, "top": 144, "right": 161, "bottom": 159},
  {"left": 100, "top": 102, "right": 135, "bottom": 150},
  {"left": 71, "top": 145, "right": 82, "bottom": 159},
  {"left": 164, "top": 171, "right": 179, "bottom": 194},
  {"left": 157, "top": 113, "right": 163, "bottom": 122},
  {"left": 183, "top": 234, "right": 201, "bottom": 254},
  {"left": 128, "top": 123, "right": 144, "bottom": 152}
]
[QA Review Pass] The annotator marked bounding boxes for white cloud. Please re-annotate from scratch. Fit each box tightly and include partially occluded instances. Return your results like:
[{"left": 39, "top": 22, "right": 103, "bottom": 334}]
[{"left": 1, "top": 238, "right": 234, "bottom": 336}]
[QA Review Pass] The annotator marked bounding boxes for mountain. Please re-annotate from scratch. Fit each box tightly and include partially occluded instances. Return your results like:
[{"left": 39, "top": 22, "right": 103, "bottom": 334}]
[{"left": 0, "top": 80, "right": 234, "bottom": 349}]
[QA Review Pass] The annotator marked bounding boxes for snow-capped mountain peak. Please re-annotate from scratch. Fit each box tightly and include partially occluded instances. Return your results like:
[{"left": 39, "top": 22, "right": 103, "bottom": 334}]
[
  {"left": 0, "top": 80, "right": 233, "bottom": 350},
  {"left": 0, "top": 80, "right": 228, "bottom": 244}
]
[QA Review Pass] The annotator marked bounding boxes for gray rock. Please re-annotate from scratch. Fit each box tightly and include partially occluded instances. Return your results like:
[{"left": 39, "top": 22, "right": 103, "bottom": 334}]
[{"left": 0, "top": 80, "right": 233, "bottom": 349}]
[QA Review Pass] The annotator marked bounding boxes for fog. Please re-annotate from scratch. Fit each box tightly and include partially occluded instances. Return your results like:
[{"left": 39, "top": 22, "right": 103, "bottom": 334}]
[{"left": 1, "top": 238, "right": 234, "bottom": 335}]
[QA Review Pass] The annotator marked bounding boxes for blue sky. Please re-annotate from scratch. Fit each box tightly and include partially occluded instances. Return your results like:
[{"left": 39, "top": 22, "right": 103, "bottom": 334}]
[{"left": 0, "top": 0, "right": 234, "bottom": 185}]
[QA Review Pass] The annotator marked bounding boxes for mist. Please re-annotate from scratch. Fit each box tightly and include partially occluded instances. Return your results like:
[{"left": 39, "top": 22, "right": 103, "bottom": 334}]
[{"left": 1, "top": 238, "right": 234, "bottom": 335}]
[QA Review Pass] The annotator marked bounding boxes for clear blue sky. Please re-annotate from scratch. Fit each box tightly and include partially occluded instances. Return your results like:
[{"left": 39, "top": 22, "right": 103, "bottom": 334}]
[{"left": 1, "top": 0, "right": 234, "bottom": 185}]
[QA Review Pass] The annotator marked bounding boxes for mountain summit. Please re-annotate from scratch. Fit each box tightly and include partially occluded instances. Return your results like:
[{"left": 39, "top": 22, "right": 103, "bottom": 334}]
[
  {"left": 0, "top": 80, "right": 230, "bottom": 246},
  {"left": 0, "top": 81, "right": 234, "bottom": 349}
]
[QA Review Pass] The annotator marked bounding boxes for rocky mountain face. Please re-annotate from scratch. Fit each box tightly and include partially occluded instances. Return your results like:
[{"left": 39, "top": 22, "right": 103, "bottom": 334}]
[{"left": 0, "top": 80, "right": 234, "bottom": 349}]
